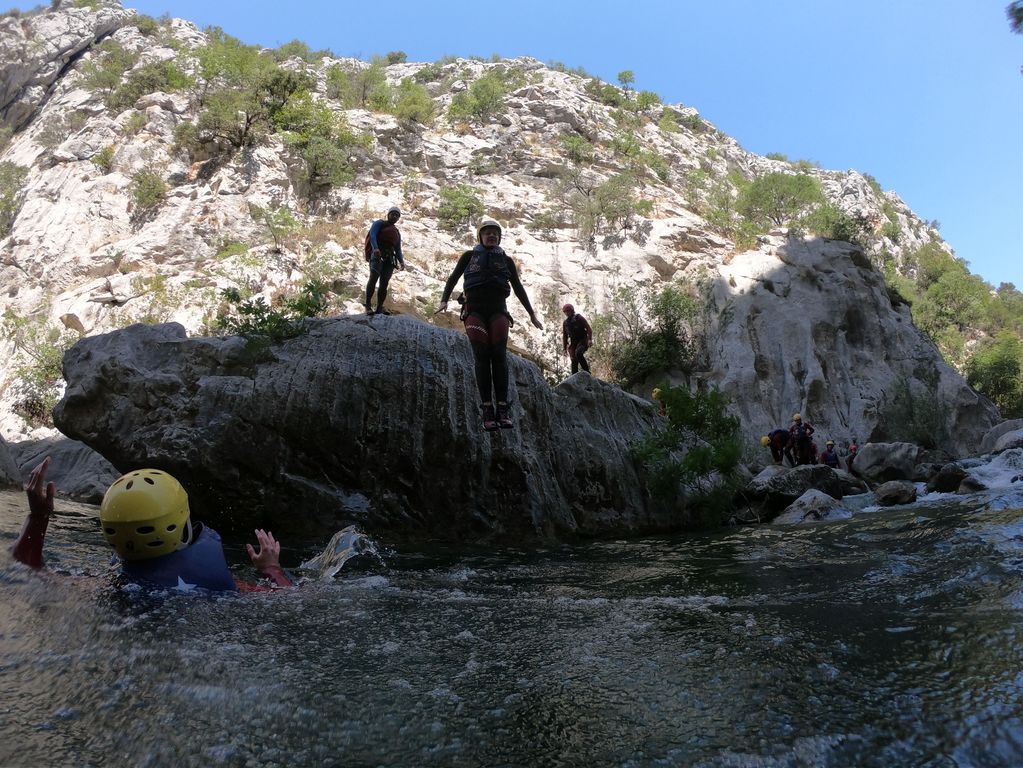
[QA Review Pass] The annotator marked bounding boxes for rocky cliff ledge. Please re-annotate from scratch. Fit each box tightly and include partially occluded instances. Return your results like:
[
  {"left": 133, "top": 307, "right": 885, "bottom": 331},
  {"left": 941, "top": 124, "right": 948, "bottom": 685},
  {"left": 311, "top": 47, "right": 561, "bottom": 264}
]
[{"left": 53, "top": 318, "right": 673, "bottom": 543}]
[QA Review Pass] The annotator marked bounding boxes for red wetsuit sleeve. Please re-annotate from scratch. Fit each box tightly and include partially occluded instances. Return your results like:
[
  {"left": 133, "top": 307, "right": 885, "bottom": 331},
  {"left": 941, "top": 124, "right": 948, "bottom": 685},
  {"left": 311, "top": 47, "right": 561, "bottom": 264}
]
[
  {"left": 234, "top": 566, "right": 294, "bottom": 592},
  {"left": 11, "top": 514, "right": 50, "bottom": 569}
]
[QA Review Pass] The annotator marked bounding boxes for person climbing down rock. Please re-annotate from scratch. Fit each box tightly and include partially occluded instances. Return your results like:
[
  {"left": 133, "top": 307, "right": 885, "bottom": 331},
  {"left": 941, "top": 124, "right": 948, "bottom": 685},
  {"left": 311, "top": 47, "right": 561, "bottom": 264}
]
[
  {"left": 561, "top": 303, "right": 593, "bottom": 374},
  {"left": 364, "top": 206, "right": 405, "bottom": 315},
  {"left": 761, "top": 428, "right": 794, "bottom": 466},
  {"left": 437, "top": 217, "right": 543, "bottom": 431}
]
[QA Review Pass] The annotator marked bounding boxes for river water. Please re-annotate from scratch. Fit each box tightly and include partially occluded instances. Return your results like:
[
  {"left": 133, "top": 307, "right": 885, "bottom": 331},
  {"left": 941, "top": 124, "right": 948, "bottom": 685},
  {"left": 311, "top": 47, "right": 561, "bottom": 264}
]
[{"left": 3, "top": 453, "right": 1023, "bottom": 767}]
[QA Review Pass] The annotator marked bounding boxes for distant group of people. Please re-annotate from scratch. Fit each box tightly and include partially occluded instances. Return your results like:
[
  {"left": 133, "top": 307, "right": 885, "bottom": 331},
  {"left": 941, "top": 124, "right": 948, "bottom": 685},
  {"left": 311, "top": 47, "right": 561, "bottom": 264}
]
[
  {"left": 761, "top": 413, "right": 858, "bottom": 471},
  {"left": 369, "top": 209, "right": 595, "bottom": 432}
]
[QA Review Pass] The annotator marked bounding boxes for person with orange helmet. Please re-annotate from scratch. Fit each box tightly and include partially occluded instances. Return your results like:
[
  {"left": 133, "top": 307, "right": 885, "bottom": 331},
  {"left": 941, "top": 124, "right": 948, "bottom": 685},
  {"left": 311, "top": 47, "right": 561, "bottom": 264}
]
[{"left": 561, "top": 303, "right": 593, "bottom": 374}]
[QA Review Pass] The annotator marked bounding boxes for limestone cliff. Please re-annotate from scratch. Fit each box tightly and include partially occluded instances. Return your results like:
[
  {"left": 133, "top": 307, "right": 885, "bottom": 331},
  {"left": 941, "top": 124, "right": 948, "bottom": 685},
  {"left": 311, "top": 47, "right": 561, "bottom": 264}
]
[{"left": 1, "top": 0, "right": 999, "bottom": 468}]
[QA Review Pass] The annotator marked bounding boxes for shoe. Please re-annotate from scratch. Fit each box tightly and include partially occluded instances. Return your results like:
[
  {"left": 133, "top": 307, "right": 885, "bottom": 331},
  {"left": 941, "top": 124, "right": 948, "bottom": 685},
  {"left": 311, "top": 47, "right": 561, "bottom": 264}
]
[
  {"left": 365, "top": 306, "right": 374, "bottom": 315},
  {"left": 376, "top": 308, "right": 391, "bottom": 316},
  {"left": 496, "top": 402, "right": 513, "bottom": 429},
  {"left": 482, "top": 404, "right": 499, "bottom": 432}
]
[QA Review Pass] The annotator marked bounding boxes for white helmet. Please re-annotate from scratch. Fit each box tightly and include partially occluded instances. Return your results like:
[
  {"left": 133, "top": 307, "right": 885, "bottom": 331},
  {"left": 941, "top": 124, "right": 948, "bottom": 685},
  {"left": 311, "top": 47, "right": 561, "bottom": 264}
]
[
  {"left": 386, "top": 205, "right": 401, "bottom": 217},
  {"left": 476, "top": 217, "right": 502, "bottom": 243}
]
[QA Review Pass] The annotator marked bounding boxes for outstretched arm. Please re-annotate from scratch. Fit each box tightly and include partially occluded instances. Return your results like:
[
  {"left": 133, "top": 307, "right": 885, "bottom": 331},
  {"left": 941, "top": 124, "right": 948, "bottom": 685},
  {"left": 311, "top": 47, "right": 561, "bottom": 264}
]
[
  {"left": 438, "top": 251, "right": 472, "bottom": 310},
  {"left": 508, "top": 259, "right": 544, "bottom": 329},
  {"left": 12, "top": 457, "right": 54, "bottom": 568},
  {"left": 245, "top": 529, "right": 293, "bottom": 588}
]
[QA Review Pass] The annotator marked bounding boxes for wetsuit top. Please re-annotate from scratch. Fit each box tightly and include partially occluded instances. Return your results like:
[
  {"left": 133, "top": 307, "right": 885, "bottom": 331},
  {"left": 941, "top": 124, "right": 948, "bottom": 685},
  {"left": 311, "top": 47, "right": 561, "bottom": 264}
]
[
  {"left": 368, "top": 219, "right": 404, "bottom": 266},
  {"left": 768, "top": 428, "right": 790, "bottom": 448},
  {"left": 790, "top": 421, "right": 814, "bottom": 441},
  {"left": 822, "top": 449, "right": 840, "bottom": 468},
  {"left": 563, "top": 313, "right": 592, "bottom": 347},
  {"left": 120, "top": 523, "right": 238, "bottom": 592},
  {"left": 441, "top": 246, "right": 536, "bottom": 316}
]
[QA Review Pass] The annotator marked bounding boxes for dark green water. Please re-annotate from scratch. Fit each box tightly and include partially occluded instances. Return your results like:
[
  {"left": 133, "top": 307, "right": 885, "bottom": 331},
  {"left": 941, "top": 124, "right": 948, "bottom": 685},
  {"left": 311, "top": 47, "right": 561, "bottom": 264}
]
[{"left": 3, "top": 485, "right": 1023, "bottom": 767}]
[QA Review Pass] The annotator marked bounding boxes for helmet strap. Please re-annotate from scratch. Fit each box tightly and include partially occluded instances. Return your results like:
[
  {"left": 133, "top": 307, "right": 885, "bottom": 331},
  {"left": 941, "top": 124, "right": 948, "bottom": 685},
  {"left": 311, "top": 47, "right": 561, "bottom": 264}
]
[{"left": 178, "top": 518, "right": 194, "bottom": 549}]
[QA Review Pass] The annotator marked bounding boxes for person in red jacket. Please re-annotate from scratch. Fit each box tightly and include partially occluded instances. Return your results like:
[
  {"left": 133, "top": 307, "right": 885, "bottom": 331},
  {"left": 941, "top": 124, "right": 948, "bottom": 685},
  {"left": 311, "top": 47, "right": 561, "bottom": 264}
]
[
  {"left": 11, "top": 457, "right": 292, "bottom": 592},
  {"left": 561, "top": 303, "right": 593, "bottom": 374}
]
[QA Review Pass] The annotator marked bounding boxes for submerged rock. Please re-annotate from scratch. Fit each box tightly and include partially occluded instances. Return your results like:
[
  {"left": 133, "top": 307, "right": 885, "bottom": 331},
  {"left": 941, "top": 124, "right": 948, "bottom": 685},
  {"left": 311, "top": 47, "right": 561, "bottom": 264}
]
[
  {"left": 874, "top": 480, "right": 918, "bottom": 507},
  {"left": 926, "top": 463, "right": 968, "bottom": 494}
]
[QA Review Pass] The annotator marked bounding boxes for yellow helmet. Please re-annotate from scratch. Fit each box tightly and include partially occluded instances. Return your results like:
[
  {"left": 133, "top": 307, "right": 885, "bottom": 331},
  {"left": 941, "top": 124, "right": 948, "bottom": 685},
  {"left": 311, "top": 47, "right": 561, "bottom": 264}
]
[
  {"left": 792, "top": 413, "right": 802, "bottom": 422},
  {"left": 476, "top": 217, "right": 503, "bottom": 243},
  {"left": 652, "top": 388, "right": 663, "bottom": 401},
  {"left": 100, "top": 469, "right": 190, "bottom": 561},
  {"left": 826, "top": 440, "right": 835, "bottom": 446},
  {"left": 760, "top": 435, "right": 771, "bottom": 447}
]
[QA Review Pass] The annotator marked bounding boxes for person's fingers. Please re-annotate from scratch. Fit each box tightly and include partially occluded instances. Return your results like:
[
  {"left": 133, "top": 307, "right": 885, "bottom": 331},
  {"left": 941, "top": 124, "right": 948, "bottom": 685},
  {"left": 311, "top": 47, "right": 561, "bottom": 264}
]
[
  {"left": 45, "top": 482, "right": 54, "bottom": 504},
  {"left": 246, "top": 543, "right": 256, "bottom": 558}
]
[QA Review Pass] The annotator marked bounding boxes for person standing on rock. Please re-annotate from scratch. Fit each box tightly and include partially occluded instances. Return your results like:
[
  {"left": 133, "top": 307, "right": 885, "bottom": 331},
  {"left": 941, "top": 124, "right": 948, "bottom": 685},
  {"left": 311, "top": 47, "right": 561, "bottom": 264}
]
[
  {"left": 789, "top": 413, "right": 815, "bottom": 465},
  {"left": 847, "top": 438, "right": 858, "bottom": 472},
  {"left": 365, "top": 206, "right": 405, "bottom": 315},
  {"left": 561, "top": 303, "right": 593, "bottom": 374},
  {"left": 821, "top": 440, "right": 840, "bottom": 468},
  {"left": 11, "top": 457, "right": 293, "bottom": 592},
  {"left": 437, "top": 217, "right": 544, "bottom": 431}
]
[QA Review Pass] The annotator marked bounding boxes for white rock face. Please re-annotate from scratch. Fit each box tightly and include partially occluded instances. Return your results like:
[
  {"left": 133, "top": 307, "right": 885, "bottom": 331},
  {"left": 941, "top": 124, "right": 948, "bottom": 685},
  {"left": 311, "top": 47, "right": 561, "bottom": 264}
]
[{"left": 0, "top": 1, "right": 1000, "bottom": 455}]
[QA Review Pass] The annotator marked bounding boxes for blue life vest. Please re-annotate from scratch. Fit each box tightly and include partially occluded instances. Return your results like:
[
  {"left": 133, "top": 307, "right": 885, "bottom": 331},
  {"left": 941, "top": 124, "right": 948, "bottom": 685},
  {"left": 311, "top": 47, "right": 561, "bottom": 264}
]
[
  {"left": 462, "top": 245, "right": 512, "bottom": 296},
  {"left": 121, "top": 524, "right": 238, "bottom": 592}
]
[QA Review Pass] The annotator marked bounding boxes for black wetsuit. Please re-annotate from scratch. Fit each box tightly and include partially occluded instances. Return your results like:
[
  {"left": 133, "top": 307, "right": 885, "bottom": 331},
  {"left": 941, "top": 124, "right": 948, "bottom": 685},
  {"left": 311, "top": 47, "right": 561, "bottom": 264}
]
[{"left": 441, "top": 246, "right": 536, "bottom": 403}]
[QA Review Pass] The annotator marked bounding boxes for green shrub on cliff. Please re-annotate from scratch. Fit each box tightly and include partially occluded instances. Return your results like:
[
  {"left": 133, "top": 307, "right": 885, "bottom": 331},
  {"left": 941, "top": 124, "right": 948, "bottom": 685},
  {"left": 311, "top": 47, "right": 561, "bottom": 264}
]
[
  {"left": 633, "top": 384, "right": 742, "bottom": 528},
  {"left": 592, "top": 282, "right": 704, "bottom": 387},
  {"left": 216, "top": 280, "right": 329, "bottom": 352},
  {"left": 0, "top": 162, "right": 29, "bottom": 237},
  {"left": 1, "top": 311, "right": 81, "bottom": 429},
  {"left": 737, "top": 171, "right": 824, "bottom": 228},
  {"left": 437, "top": 184, "right": 485, "bottom": 233}
]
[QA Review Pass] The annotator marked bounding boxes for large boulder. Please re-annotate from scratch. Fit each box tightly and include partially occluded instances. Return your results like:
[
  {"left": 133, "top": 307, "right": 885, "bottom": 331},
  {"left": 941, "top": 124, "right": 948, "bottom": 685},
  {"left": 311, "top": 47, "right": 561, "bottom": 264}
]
[
  {"left": 744, "top": 464, "right": 845, "bottom": 519},
  {"left": 993, "top": 429, "right": 1023, "bottom": 454},
  {"left": 773, "top": 489, "right": 852, "bottom": 525},
  {"left": 705, "top": 235, "right": 1000, "bottom": 456},
  {"left": 851, "top": 442, "right": 920, "bottom": 483},
  {"left": 53, "top": 319, "right": 683, "bottom": 543},
  {"left": 979, "top": 419, "right": 1023, "bottom": 454},
  {"left": 8, "top": 436, "right": 119, "bottom": 503}
]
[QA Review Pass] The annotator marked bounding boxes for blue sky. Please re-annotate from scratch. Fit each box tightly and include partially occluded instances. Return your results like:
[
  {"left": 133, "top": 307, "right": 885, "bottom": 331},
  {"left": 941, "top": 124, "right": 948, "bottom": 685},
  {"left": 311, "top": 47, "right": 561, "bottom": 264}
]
[{"left": 40, "top": 1, "right": 1023, "bottom": 288}]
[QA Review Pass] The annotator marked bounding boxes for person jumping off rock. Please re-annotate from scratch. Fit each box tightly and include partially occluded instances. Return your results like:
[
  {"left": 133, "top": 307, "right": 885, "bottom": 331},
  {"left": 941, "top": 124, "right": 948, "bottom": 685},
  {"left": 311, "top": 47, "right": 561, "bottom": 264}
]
[{"left": 437, "top": 217, "right": 543, "bottom": 431}]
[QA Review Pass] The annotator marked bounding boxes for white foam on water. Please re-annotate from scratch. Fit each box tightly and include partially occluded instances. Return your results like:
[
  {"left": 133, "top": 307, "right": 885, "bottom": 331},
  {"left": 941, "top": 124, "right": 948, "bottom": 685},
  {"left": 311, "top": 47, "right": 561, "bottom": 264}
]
[{"left": 964, "top": 448, "right": 1023, "bottom": 490}]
